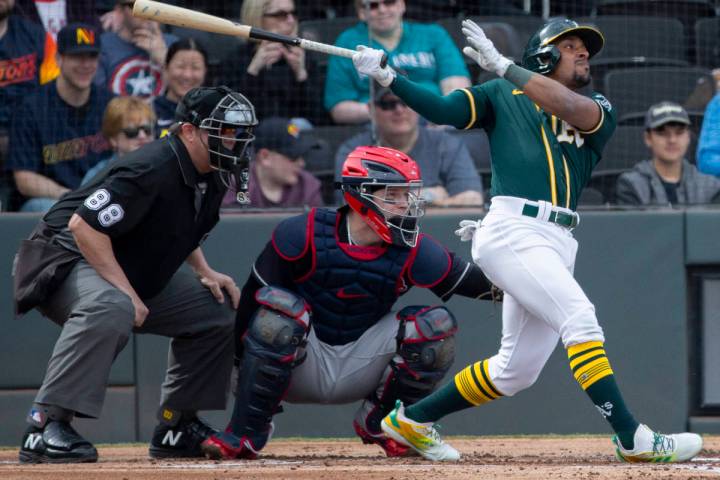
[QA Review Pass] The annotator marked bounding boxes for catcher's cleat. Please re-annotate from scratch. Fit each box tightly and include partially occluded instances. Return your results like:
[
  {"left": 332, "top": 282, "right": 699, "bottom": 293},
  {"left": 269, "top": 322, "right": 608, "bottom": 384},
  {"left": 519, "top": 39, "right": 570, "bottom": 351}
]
[
  {"left": 201, "top": 423, "right": 274, "bottom": 460},
  {"left": 353, "top": 419, "right": 416, "bottom": 457},
  {"left": 19, "top": 421, "right": 98, "bottom": 464},
  {"left": 613, "top": 424, "right": 703, "bottom": 463},
  {"left": 381, "top": 400, "right": 460, "bottom": 462},
  {"left": 149, "top": 415, "right": 217, "bottom": 458}
]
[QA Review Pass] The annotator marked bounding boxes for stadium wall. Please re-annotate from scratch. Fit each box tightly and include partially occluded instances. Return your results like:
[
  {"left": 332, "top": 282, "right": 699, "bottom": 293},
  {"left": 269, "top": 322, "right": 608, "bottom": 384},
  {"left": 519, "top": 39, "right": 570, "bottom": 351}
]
[{"left": 0, "top": 209, "right": 717, "bottom": 446}]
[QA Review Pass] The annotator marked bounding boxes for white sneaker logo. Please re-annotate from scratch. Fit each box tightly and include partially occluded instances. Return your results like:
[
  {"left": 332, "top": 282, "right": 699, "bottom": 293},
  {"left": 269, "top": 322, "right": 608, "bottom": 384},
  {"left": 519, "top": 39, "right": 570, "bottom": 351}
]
[
  {"left": 24, "top": 433, "right": 42, "bottom": 449},
  {"left": 595, "top": 402, "right": 614, "bottom": 418},
  {"left": 162, "top": 430, "right": 182, "bottom": 446}
]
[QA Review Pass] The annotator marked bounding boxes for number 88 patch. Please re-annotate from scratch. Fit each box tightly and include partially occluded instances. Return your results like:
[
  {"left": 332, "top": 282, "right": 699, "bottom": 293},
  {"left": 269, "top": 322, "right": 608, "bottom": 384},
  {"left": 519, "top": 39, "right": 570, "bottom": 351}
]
[{"left": 98, "top": 204, "right": 124, "bottom": 227}]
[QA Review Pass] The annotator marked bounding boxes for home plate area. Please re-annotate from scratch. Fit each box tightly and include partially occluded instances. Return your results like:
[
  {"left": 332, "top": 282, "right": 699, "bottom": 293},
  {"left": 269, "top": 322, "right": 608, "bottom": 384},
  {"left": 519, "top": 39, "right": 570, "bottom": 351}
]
[{"left": 1, "top": 436, "right": 719, "bottom": 479}]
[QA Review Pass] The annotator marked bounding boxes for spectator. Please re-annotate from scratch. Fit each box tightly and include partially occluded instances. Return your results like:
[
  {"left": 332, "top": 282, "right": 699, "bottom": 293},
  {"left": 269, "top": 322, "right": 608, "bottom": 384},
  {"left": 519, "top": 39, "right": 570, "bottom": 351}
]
[
  {"left": 616, "top": 102, "right": 720, "bottom": 205},
  {"left": 223, "top": 117, "right": 323, "bottom": 209},
  {"left": 215, "top": 0, "right": 323, "bottom": 124},
  {"left": 324, "top": 0, "right": 471, "bottom": 124},
  {"left": 7, "top": 22, "right": 112, "bottom": 212},
  {"left": 0, "top": 0, "right": 52, "bottom": 166},
  {"left": 82, "top": 96, "right": 156, "bottom": 185},
  {"left": 95, "top": 0, "right": 177, "bottom": 98},
  {"left": 335, "top": 86, "right": 484, "bottom": 206},
  {"left": 154, "top": 38, "right": 207, "bottom": 138},
  {"left": 697, "top": 92, "right": 720, "bottom": 177}
]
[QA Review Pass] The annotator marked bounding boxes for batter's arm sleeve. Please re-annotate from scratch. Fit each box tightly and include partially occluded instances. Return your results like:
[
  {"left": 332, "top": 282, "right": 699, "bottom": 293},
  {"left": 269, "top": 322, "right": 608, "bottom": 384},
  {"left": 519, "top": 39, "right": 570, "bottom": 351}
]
[{"left": 391, "top": 75, "right": 474, "bottom": 129}]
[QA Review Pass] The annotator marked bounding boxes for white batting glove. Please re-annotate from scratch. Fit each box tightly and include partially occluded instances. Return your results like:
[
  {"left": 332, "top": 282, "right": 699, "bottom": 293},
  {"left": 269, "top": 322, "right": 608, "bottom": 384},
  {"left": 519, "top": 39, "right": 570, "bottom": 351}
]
[
  {"left": 352, "top": 45, "right": 396, "bottom": 87},
  {"left": 461, "top": 19, "right": 513, "bottom": 77},
  {"left": 454, "top": 219, "right": 481, "bottom": 242}
]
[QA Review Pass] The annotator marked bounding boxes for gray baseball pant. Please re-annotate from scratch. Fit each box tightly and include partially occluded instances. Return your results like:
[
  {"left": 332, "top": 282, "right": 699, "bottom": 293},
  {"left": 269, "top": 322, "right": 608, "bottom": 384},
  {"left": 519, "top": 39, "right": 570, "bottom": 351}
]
[{"left": 34, "top": 261, "right": 235, "bottom": 418}]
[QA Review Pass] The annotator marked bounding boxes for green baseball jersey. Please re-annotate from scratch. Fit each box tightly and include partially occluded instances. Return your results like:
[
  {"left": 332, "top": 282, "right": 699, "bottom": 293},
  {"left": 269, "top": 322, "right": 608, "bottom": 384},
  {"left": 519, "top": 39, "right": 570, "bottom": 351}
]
[{"left": 462, "top": 79, "right": 616, "bottom": 210}]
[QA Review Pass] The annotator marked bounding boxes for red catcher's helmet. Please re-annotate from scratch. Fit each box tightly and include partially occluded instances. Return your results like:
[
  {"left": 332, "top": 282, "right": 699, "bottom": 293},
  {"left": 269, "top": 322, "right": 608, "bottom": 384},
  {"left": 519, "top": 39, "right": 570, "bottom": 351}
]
[{"left": 340, "top": 146, "right": 425, "bottom": 247}]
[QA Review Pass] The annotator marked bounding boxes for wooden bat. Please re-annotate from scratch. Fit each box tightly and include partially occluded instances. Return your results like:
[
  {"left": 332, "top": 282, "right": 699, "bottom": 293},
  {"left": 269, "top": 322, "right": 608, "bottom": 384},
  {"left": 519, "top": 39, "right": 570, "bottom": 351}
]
[{"left": 132, "top": 0, "right": 388, "bottom": 67}]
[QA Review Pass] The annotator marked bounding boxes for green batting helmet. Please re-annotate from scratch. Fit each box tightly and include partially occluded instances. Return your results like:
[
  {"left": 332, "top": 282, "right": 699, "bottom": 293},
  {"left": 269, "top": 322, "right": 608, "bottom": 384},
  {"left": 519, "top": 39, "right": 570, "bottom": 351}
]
[{"left": 521, "top": 18, "right": 604, "bottom": 75}]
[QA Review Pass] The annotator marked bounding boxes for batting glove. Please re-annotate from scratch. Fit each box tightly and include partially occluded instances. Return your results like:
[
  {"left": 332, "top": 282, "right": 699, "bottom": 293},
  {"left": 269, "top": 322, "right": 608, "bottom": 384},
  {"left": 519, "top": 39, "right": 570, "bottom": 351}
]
[
  {"left": 352, "top": 45, "right": 396, "bottom": 87},
  {"left": 454, "top": 219, "right": 481, "bottom": 242},
  {"left": 461, "top": 19, "right": 513, "bottom": 77}
]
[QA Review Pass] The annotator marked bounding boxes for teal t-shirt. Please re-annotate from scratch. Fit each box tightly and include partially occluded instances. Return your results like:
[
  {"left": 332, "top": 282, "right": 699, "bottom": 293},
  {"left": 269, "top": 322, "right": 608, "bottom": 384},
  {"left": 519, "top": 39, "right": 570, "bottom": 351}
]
[{"left": 323, "top": 21, "right": 469, "bottom": 111}]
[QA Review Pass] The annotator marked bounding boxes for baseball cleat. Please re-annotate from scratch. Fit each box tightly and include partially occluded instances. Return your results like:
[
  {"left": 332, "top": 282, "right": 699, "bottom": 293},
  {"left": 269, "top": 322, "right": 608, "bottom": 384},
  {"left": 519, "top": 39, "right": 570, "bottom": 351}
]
[
  {"left": 353, "top": 419, "right": 416, "bottom": 457},
  {"left": 19, "top": 421, "right": 98, "bottom": 464},
  {"left": 613, "top": 424, "right": 703, "bottom": 463},
  {"left": 149, "top": 415, "right": 217, "bottom": 458},
  {"left": 201, "top": 423, "right": 274, "bottom": 460},
  {"left": 381, "top": 400, "right": 460, "bottom": 462}
]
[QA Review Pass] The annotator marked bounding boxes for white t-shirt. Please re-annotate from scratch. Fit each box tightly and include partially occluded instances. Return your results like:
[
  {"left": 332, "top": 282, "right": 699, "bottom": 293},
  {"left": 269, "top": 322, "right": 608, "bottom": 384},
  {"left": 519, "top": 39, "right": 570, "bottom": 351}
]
[{"left": 34, "top": 0, "right": 67, "bottom": 40}]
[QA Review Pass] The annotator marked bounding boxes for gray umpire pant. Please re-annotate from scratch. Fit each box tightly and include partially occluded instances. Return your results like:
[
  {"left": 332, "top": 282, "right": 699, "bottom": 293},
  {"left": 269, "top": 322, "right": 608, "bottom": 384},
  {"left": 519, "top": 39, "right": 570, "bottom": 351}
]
[{"left": 34, "top": 261, "right": 235, "bottom": 418}]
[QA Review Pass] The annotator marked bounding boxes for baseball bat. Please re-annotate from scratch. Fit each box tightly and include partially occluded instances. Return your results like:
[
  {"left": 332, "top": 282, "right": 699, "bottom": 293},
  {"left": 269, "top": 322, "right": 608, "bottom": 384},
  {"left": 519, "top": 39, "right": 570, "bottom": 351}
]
[{"left": 132, "top": 0, "right": 388, "bottom": 67}]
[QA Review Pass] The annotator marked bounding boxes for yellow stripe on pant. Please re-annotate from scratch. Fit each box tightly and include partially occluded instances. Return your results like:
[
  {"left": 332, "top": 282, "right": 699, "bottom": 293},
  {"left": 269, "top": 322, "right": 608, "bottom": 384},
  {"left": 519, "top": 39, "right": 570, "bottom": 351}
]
[
  {"left": 567, "top": 341, "right": 614, "bottom": 390},
  {"left": 454, "top": 360, "right": 503, "bottom": 406}
]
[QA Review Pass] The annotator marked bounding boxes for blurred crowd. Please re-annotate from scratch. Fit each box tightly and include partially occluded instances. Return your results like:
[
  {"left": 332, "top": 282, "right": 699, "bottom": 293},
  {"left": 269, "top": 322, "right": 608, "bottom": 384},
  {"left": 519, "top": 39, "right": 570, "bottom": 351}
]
[{"left": 1, "top": 0, "right": 719, "bottom": 212}]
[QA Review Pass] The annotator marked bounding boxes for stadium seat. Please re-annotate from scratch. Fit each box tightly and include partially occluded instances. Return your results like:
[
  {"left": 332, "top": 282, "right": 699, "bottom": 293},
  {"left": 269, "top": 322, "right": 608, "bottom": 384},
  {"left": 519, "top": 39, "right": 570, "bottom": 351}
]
[
  {"left": 695, "top": 17, "right": 720, "bottom": 68},
  {"left": 470, "top": 15, "right": 544, "bottom": 48},
  {"left": 439, "top": 18, "right": 524, "bottom": 61},
  {"left": 305, "top": 125, "right": 367, "bottom": 176},
  {"left": 593, "top": 0, "right": 715, "bottom": 28},
  {"left": 578, "top": 16, "right": 688, "bottom": 67},
  {"left": 603, "top": 67, "right": 715, "bottom": 124},
  {"left": 578, "top": 186, "right": 606, "bottom": 206}
]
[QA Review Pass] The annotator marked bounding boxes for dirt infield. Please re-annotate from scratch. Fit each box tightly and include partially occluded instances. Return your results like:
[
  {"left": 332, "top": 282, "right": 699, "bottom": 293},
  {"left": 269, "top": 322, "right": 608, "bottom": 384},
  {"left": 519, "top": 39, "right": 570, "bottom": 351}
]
[{"left": 2, "top": 435, "right": 719, "bottom": 479}]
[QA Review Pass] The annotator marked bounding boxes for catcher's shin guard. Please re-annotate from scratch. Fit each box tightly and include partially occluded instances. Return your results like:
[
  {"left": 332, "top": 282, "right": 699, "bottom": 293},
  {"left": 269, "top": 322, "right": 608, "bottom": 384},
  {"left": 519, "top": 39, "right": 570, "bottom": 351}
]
[
  {"left": 357, "top": 306, "right": 457, "bottom": 440},
  {"left": 205, "top": 287, "right": 310, "bottom": 459}
]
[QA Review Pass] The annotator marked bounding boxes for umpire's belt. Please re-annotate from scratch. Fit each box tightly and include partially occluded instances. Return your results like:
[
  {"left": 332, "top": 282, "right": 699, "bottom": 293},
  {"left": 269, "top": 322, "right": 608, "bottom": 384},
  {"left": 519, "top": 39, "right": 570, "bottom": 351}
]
[{"left": 521, "top": 202, "right": 579, "bottom": 229}]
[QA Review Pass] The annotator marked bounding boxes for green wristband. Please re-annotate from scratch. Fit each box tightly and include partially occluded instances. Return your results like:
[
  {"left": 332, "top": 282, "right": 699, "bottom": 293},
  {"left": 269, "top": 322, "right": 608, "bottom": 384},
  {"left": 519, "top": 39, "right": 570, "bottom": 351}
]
[{"left": 503, "top": 64, "right": 534, "bottom": 89}]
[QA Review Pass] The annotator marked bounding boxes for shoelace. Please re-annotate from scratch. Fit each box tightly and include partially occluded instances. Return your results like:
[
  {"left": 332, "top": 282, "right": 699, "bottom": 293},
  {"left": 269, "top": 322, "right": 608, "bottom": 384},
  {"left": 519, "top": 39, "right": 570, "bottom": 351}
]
[{"left": 651, "top": 432, "right": 675, "bottom": 455}]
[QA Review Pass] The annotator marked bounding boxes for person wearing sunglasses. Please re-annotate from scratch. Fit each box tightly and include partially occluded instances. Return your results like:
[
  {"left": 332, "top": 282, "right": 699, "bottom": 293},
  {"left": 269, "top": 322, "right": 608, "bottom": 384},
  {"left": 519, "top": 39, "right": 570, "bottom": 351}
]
[
  {"left": 335, "top": 85, "right": 484, "bottom": 206},
  {"left": 216, "top": 0, "right": 323, "bottom": 125},
  {"left": 81, "top": 96, "right": 157, "bottom": 186},
  {"left": 7, "top": 22, "right": 112, "bottom": 212},
  {"left": 324, "top": 0, "right": 471, "bottom": 125}
]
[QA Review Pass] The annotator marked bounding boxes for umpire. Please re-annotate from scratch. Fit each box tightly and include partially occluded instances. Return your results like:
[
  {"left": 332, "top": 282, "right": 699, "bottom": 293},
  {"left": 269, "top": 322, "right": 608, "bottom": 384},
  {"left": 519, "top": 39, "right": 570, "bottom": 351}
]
[{"left": 13, "top": 86, "right": 258, "bottom": 463}]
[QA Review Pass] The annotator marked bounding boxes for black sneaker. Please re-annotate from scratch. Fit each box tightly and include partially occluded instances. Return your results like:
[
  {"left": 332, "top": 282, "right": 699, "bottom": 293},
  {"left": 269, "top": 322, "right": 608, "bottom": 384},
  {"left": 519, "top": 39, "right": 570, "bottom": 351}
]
[
  {"left": 19, "top": 421, "right": 98, "bottom": 463},
  {"left": 149, "top": 416, "right": 217, "bottom": 458}
]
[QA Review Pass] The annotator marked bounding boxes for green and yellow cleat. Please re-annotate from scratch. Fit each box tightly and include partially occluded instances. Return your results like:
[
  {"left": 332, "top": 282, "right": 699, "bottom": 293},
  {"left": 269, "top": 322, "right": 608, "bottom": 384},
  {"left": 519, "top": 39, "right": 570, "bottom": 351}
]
[{"left": 380, "top": 400, "right": 460, "bottom": 462}]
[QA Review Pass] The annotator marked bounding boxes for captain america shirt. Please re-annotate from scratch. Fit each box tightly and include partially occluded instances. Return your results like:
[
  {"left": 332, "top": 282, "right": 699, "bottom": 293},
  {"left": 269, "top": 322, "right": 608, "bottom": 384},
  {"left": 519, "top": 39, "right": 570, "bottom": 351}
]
[
  {"left": 7, "top": 82, "right": 112, "bottom": 189},
  {"left": 95, "top": 31, "right": 177, "bottom": 98}
]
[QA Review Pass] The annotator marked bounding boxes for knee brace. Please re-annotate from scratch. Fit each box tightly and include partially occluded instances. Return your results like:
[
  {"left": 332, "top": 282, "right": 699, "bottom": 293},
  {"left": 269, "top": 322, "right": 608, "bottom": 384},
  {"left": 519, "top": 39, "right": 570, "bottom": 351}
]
[
  {"left": 394, "top": 305, "right": 458, "bottom": 403},
  {"left": 230, "top": 287, "right": 310, "bottom": 437},
  {"left": 360, "top": 306, "right": 458, "bottom": 434}
]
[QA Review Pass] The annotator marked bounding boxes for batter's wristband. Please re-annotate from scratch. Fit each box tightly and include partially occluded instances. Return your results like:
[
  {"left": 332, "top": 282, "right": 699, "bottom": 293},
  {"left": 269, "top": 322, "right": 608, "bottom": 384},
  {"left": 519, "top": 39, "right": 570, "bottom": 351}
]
[{"left": 504, "top": 64, "right": 533, "bottom": 89}]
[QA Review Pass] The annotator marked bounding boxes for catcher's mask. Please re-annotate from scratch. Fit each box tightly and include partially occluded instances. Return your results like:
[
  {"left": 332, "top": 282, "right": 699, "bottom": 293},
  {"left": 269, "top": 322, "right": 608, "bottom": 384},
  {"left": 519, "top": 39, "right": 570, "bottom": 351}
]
[
  {"left": 339, "top": 146, "right": 425, "bottom": 248},
  {"left": 175, "top": 86, "right": 258, "bottom": 202}
]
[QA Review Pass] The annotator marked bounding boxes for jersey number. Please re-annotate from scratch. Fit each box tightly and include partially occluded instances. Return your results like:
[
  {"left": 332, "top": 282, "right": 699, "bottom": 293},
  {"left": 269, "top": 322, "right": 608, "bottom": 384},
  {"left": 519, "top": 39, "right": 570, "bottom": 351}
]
[{"left": 556, "top": 120, "right": 585, "bottom": 147}]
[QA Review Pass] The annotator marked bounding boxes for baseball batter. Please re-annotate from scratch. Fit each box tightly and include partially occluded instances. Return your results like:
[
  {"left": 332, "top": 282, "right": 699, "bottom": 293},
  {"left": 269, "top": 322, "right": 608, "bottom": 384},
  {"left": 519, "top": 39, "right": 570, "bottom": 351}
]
[
  {"left": 352, "top": 18, "right": 703, "bottom": 463},
  {"left": 201, "top": 146, "right": 500, "bottom": 460}
]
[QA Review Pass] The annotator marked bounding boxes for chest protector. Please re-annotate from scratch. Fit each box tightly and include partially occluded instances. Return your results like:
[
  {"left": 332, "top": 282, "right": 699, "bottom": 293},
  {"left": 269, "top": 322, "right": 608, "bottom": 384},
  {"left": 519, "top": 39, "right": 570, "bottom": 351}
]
[{"left": 274, "top": 208, "right": 412, "bottom": 345}]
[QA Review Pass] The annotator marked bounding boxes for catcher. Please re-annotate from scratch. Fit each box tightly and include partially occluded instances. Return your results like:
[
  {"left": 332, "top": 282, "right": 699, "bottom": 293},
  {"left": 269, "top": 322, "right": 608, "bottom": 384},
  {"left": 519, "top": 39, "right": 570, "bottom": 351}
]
[{"left": 201, "top": 145, "right": 500, "bottom": 459}]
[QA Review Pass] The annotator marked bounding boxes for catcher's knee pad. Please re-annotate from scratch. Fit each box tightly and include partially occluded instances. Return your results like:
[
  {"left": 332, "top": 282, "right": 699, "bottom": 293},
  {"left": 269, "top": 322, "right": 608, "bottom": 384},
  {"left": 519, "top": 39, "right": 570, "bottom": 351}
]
[
  {"left": 394, "top": 305, "right": 458, "bottom": 403},
  {"left": 359, "top": 306, "right": 457, "bottom": 434},
  {"left": 230, "top": 287, "right": 310, "bottom": 442}
]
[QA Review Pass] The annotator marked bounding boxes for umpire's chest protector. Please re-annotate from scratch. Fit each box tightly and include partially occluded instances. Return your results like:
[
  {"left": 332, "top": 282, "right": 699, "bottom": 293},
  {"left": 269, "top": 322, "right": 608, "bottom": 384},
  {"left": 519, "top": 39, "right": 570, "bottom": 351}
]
[{"left": 275, "top": 208, "right": 412, "bottom": 345}]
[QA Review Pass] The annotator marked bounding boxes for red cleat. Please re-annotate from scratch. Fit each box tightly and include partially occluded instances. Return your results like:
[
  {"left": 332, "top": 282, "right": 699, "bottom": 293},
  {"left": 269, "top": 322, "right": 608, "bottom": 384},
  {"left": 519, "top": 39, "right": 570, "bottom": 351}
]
[{"left": 353, "top": 420, "right": 416, "bottom": 457}]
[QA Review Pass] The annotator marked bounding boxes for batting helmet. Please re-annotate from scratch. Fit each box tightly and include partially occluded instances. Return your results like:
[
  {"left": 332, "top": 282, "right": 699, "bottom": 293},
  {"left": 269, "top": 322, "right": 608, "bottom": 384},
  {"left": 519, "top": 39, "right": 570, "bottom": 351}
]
[
  {"left": 339, "top": 146, "right": 425, "bottom": 248},
  {"left": 521, "top": 18, "right": 604, "bottom": 75}
]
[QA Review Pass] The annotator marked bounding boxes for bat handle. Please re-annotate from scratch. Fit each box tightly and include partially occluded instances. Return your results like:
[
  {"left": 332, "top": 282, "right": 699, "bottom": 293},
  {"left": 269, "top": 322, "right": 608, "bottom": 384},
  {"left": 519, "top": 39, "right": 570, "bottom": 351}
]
[{"left": 380, "top": 54, "right": 388, "bottom": 68}]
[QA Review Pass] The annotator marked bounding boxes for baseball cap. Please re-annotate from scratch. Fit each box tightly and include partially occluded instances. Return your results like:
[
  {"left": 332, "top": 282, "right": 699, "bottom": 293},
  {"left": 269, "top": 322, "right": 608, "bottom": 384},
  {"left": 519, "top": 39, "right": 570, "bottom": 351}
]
[
  {"left": 645, "top": 101, "right": 691, "bottom": 130},
  {"left": 57, "top": 23, "right": 101, "bottom": 55},
  {"left": 253, "top": 117, "right": 321, "bottom": 160}
]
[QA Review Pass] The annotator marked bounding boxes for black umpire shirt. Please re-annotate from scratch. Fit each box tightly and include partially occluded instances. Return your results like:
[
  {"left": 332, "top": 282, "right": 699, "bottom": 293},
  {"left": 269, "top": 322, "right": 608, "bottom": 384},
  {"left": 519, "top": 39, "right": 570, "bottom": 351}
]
[{"left": 43, "top": 135, "right": 227, "bottom": 300}]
